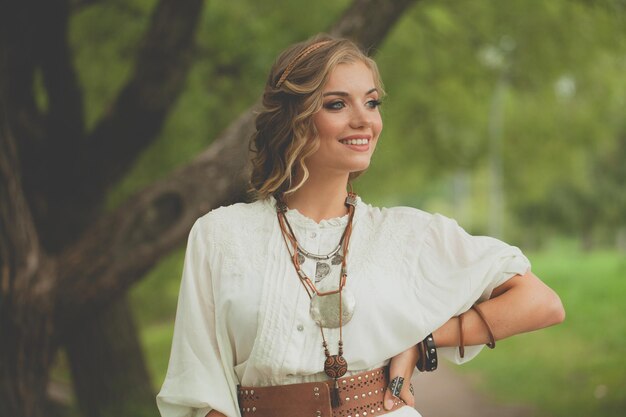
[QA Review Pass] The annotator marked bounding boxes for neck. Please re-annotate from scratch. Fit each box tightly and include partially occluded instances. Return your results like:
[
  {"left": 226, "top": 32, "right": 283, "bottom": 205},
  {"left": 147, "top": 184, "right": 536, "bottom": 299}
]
[{"left": 283, "top": 172, "right": 351, "bottom": 223}]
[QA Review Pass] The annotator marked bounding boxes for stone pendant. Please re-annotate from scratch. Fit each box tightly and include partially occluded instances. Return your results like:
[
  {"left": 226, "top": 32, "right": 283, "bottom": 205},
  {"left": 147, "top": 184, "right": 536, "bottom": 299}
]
[
  {"left": 315, "top": 262, "right": 331, "bottom": 281},
  {"left": 310, "top": 288, "right": 355, "bottom": 328},
  {"left": 331, "top": 254, "right": 343, "bottom": 265}
]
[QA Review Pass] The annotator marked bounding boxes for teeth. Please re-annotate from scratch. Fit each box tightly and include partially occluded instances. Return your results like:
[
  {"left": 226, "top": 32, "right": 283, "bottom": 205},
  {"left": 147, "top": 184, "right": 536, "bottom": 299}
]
[{"left": 341, "top": 138, "right": 369, "bottom": 146}]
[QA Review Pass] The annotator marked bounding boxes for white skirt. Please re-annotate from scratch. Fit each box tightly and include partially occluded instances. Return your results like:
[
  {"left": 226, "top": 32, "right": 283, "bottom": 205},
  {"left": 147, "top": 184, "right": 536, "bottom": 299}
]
[{"left": 387, "top": 406, "right": 422, "bottom": 416}]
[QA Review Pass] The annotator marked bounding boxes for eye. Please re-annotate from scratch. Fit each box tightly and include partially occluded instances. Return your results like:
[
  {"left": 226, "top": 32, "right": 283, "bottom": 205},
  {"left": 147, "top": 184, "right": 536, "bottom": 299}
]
[
  {"left": 366, "top": 99, "right": 382, "bottom": 109},
  {"left": 324, "top": 100, "right": 345, "bottom": 110}
]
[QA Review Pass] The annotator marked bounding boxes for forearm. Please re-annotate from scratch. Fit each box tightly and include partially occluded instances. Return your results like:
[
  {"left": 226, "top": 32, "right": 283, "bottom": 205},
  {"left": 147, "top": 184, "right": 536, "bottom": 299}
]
[{"left": 432, "top": 270, "right": 565, "bottom": 347}]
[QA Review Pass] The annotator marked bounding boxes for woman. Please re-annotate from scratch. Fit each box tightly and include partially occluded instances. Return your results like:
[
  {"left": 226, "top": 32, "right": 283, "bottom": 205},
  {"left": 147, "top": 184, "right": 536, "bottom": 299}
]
[{"left": 157, "top": 34, "right": 565, "bottom": 417}]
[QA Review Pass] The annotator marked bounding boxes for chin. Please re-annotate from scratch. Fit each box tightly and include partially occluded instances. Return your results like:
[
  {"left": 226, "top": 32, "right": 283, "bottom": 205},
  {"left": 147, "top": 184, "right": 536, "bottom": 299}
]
[{"left": 348, "top": 160, "right": 372, "bottom": 173}]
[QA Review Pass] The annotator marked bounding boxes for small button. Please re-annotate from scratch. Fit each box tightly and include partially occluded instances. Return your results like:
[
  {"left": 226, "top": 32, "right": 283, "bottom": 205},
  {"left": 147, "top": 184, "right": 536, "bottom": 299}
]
[
  {"left": 310, "top": 231, "right": 317, "bottom": 238},
  {"left": 297, "top": 324, "right": 304, "bottom": 331}
]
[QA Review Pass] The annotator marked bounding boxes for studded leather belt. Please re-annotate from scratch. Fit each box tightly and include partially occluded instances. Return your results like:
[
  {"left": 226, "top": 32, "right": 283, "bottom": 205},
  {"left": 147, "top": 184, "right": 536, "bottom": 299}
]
[{"left": 237, "top": 366, "right": 406, "bottom": 417}]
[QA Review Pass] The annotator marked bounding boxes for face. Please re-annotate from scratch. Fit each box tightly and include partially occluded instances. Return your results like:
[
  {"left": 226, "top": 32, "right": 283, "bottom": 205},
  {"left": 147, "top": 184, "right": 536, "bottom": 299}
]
[{"left": 306, "top": 61, "right": 383, "bottom": 179}]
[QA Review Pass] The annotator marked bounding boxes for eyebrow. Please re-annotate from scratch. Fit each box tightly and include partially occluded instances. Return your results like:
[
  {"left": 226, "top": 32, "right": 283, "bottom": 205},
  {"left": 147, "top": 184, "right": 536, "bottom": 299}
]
[{"left": 323, "top": 88, "right": 378, "bottom": 97}]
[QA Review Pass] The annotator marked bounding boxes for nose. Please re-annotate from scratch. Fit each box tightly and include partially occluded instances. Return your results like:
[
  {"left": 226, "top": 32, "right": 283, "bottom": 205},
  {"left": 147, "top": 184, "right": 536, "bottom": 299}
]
[{"left": 348, "top": 105, "right": 372, "bottom": 129}]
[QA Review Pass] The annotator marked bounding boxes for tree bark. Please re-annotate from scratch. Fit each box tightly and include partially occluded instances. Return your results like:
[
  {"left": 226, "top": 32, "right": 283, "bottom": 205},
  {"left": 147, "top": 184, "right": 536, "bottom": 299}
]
[
  {"left": 329, "top": 0, "right": 418, "bottom": 51},
  {"left": 22, "top": 0, "right": 86, "bottom": 251},
  {"left": 52, "top": 1, "right": 206, "bottom": 416},
  {"left": 1, "top": 1, "right": 206, "bottom": 416},
  {"left": 81, "top": 0, "right": 206, "bottom": 219},
  {"left": 0, "top": 64, "right": 56, "bottom": 417},
  {"left": 64, "top": 298, "right": 155, "bottom": 417}
]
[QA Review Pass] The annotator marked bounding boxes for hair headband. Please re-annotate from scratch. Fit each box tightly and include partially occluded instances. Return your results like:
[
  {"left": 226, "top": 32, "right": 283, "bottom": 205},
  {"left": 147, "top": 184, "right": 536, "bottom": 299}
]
[{"left": 275, "top": 40, "right": 333, "bottom": 88}]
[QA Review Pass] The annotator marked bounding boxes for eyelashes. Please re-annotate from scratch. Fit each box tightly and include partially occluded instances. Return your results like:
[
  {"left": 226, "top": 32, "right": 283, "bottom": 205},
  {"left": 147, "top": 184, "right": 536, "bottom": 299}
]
[
  {"left": 324, "top": 101, "right": 346, "bottom": 110},
  {"left": 323, "top": 99, "right": 383, "bottom": 110}
]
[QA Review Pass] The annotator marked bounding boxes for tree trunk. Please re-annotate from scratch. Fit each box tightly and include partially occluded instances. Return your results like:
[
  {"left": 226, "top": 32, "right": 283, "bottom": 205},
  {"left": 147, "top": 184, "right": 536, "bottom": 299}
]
[
  {"left": 0, "top": 67, "right": 57, "bottom": 417},
  {"left": 0, "top": 289, "right": 56, "bottom": 417},
  {"left": 64, "top": 298, "right": 155, "bottom": 417},
  {"left": 0, "top": 306, "right": 54, "bottom": 417},
  {"left": 55, "top": 1, "right": 205, "bottom": 414}
]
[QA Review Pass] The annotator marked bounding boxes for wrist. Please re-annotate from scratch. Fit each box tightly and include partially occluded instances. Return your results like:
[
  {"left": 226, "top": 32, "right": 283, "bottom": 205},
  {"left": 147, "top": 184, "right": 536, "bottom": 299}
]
[
  {"left": 431, "top": 317, "right": 458, "bottom": 347},
  {"left": 416, "top": 333, "right": 438, "bottom": 372}
]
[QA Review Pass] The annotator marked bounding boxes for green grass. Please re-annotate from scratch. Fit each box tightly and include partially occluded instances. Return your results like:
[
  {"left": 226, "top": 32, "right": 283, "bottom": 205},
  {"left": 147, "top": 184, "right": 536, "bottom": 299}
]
[
  {"left": 135, "top": 242, "right": 626, "bottom": 416},
  {"left": 457, "top": 243, "right": 626, "bottom": 417}
]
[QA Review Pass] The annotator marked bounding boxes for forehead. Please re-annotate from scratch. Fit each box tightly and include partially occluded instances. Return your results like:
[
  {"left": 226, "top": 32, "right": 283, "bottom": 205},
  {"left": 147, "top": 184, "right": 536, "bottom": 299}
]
[{"left": 323, "top": 61, "right": 376, "bottom": 93}]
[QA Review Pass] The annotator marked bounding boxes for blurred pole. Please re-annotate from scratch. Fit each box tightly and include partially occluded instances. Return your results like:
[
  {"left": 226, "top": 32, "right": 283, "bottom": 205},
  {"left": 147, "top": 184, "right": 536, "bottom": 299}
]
[
  {"left": 480, "top": 36, "right": 515, "bottom": 239},
  {"left": 488, "top": 73, "right": 507, "bottom": 239}
]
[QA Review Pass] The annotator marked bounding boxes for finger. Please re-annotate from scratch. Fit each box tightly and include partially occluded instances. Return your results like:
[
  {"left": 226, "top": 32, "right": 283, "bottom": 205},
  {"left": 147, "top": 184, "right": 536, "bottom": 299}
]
[
  {"left": 383, "top": 376, "right": 405, "bottom": 410},
  {"left": 399, "top": 381, "right": 415, "bottom": 407},
  {"left": 393, "top": 362, "right": 416, "bottom": 406}
]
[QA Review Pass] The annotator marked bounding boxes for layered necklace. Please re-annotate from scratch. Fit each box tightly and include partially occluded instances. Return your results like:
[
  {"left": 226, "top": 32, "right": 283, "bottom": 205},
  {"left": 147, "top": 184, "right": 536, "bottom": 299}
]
[
  {"left": 296, "top": 241, "right": 343, "bottom": 283},
  {"left": 276, "top": 193, "right": 357, "bottom": 407}
]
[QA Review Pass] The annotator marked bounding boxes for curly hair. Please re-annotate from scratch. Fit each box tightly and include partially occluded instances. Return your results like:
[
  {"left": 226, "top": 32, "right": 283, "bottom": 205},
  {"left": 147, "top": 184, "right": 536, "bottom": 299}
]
[{"left": 249, "top": 34, "right": 385, "bottom": 200}]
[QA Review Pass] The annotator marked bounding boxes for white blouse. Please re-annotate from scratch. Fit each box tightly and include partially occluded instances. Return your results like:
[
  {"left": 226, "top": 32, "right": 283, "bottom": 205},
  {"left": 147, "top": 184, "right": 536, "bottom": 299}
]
[{"left": 157, "top": 197, "right": 530, "bottom": 417}]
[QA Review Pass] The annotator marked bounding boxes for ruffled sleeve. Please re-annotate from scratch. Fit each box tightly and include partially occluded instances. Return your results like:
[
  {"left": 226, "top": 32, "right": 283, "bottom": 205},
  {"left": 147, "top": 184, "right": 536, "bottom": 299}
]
[
  {"left": 415, "top": 214, "right": 530, "bottom": 364},
  {"left": 157, "top": 217, "right": 239, "bottom": 417}
]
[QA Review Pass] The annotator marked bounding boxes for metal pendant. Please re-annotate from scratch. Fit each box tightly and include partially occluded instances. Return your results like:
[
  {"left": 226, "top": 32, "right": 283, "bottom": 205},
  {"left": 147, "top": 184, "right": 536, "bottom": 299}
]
[
  {"left": 297, "top": 253, "right": 305, "bottom": 265},
  {"left": 331, "top": 254, "right": 343, "bottom": 265},
  {"left": 315, "top": 262, "right": 331, "bottom": 281},
  {"left": 310, "top": 288, "right": 355, "bottom": 328}
]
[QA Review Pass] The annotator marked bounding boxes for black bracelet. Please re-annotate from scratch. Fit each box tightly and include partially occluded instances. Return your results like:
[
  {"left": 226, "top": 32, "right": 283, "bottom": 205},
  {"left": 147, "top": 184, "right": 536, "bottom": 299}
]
[{"left": 416, "top": 333, "right": 438, "bottom": 372}]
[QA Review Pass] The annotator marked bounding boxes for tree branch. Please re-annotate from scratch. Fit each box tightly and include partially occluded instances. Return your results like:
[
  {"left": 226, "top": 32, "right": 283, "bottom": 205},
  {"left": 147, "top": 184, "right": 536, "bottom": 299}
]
[
  {"left": 0, "top": 2, "right": 51, "bottom": 310},
  {"left": 82, "top": 0, "right": 204, "bottom": 194},
  {"left": 56, "top": 110, "right": 255, "bottom": 320},
  {"left": 56, "top": 0, "right": 420, "bottom": 319},
  {"left": 24, "top": 0, "right": 89, "bottom": 251},
  {"left": 69, "top": 0, "right": 104, "bottom": 12},
  {"left": 329, "top": 0, "right": 418, "bottom": 51},
  {"left": 0, "top": 47, "right": 57, "bottom": 415}
]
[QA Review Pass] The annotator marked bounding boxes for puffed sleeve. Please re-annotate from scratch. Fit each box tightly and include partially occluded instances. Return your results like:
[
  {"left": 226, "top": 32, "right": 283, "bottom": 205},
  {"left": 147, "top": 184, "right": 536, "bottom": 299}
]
[
  {"left": 157, "top": 217, "right": 239, "bottom": 417},
  {"left": 415, "top": 213, "right": 531, "bottom": 364}
]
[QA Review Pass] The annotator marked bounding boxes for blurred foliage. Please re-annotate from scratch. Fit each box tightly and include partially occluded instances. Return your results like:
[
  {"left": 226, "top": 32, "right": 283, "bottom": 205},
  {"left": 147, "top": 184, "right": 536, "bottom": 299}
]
[
  {"left": 361, "top": 0, "right": 626, "bottom": 248},
  {"left": 67, "top": 0, "right": 626, "bottom": 249},
  {"left": 459, "top": 243, "right": 626, "bottom": 417}
]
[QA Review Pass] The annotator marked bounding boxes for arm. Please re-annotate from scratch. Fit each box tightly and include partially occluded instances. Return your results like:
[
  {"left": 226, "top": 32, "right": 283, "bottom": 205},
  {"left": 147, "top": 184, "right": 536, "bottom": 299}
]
[
  {"left": 377, "top": 215, "right": 564, "bottom": 408},
  {"left": 384, "top": 270, "right": 563, "bottom": 408},
  {"left": 432, "top": 270, "right": 565, "bottom": 347}
]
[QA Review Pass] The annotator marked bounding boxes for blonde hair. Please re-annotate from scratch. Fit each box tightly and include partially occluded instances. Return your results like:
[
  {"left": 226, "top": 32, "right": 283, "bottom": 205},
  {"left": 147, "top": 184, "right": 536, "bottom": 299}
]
[{"left": 249, "top": 34, "right": 385, "bottom": 200}]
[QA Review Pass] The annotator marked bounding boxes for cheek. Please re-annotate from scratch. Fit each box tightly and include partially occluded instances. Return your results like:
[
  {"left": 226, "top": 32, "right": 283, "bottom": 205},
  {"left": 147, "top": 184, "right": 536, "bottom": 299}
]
[
  {"left": 374, "top": 116, "right": 383, "bottom": 138},
  {"left": 313, "top": 115, "right": 331, "bottom": 139},
  {"left": 316, "top": 119, "right": 343, "bottom": 140}
]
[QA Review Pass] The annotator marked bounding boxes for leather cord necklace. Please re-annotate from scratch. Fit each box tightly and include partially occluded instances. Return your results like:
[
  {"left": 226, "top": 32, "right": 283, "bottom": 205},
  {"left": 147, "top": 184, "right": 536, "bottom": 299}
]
[{"left": 276, "top": 193, "right": 357, "bottom": 407}]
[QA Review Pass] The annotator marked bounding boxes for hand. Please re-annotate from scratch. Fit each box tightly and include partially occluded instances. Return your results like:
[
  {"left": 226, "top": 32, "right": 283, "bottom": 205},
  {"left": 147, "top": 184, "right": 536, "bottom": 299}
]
[
  {"left": 383, "top": 345, "right": 418, "bottom": 410},
  {"left": 206, "top": 411, "right": 226, "bottom": 417}
]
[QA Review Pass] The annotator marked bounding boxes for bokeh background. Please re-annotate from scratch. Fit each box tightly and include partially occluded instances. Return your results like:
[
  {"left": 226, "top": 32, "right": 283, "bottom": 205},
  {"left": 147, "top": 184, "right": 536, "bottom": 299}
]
[{"left": 2, "top": 0, "right": 624, "bottom": 417}]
